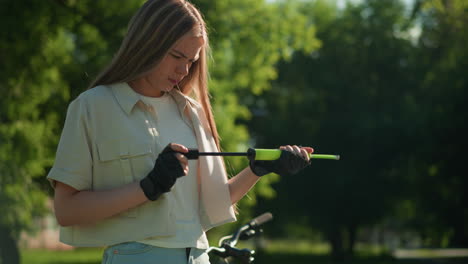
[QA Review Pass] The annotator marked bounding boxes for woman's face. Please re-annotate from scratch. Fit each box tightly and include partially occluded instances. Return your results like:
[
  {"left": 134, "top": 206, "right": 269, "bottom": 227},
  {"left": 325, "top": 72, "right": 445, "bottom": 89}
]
[{"left": 139, "top": 33, "right": 205, "bottom": 97}]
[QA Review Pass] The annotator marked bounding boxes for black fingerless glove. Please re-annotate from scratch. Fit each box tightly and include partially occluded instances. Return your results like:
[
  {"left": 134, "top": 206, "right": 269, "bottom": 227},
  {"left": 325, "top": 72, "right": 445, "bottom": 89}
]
[
  {"left": 140, "top": 145, "right": 185, "bottom": 201},
  {"left": 249, "top": 149, "right": 311, "bottom": 177}
]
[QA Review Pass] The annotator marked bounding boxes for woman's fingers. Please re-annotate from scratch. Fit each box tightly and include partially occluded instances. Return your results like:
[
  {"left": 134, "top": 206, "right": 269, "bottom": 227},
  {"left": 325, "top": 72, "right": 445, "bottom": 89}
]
[
  {"left": 302, "top": 147, "right": 314, "bottom": 154},
  {"left": 292, "top": 145, "right": 309, "bottom": 161},
  {"left": 300, "top": 148, "right": 310, "bottom": 162},
  {"left": 168, "top": 143, "right": 189, "bottom": 175},
  {"left": 292, "top": 145, "right": 301, "bottom": 154},
  {"left": 280, "top": 145, "right": 314, "bottom": 161},
  {"left": 280, "top": 145, "right": 294, "bottom": 153},
  {"left": 168, "top": 143, "right": 188, "bottom": 153},
  {"left": 175, "top": 153, "right": 189, "bottom": 175}
]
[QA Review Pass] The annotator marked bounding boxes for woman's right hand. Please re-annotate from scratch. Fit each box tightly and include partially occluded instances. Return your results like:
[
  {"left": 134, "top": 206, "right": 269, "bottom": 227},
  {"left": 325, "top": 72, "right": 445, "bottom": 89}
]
[
  {"left": 140, "top": 143, "right": 189, "bottom": 201},
  {"left": 53, "top": 143, "right": 189, "bottom": 226}
]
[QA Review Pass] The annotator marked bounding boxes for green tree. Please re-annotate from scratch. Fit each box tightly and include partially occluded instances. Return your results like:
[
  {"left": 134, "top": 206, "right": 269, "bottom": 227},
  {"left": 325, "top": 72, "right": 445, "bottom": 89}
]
[
  {"left": 398, "top": 0, "right": 468, "bottom": 247},
  {"left": 250, "top": 0, "right": 419, "bottom": 259},
  {"left": 0, "top": 1, "right": 319, "bottom": 262},
  {"left": 0, "top": 1, "right": 71, "bottom": 263},
  {"left": 0, "top": 1, "right": 143, "bottom": 263},
  {"left": 252, "top": 0, "right": 468, "bottom": 258}
]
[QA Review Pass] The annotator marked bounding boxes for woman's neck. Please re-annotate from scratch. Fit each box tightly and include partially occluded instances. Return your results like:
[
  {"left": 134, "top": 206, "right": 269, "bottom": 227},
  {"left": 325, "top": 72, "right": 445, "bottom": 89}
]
[{"left": 128, "top": 78, "right": 164, "bottom": 98}]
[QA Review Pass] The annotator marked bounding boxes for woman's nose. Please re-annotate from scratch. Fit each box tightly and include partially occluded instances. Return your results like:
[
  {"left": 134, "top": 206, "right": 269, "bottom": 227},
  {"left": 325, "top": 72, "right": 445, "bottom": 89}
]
[{"left": 175, "top": 63, "right": 189, "bottom": 76}]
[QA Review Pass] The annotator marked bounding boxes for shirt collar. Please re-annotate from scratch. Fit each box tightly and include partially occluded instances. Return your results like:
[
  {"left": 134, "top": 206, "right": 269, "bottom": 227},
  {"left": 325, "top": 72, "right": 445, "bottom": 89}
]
[
  {"left": 109, "top": 82, "right": 201, "bottom": 115},
  {"left": 169, "top": 89, "right": 202, "bottom": 111},
  {"left": 109, "top": 82, "right": 142, "bottom": 115}
]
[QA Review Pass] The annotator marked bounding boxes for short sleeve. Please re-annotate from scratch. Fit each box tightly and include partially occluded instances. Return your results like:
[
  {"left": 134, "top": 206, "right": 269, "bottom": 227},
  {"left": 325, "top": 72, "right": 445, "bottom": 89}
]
[{"left": 47, "top": 96, "right": 93, "bottom": 190}]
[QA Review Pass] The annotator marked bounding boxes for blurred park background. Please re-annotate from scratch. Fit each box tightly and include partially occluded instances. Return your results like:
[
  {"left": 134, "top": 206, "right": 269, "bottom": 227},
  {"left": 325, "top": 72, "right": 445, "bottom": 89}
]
[{"left": 1, "top": 0, "right": 467, "bottom": 263}]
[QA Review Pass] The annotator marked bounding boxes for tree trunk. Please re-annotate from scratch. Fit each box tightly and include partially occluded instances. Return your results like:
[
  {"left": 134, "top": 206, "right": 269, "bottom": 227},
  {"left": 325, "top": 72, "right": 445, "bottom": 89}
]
[
  {"left": 447, "top": 205, "right": 468, "bottom": 247},
  {"left": 346, "top": 225, "right": 357, "bottom": 258},
  {"left": 328, "top": 228, "right": 345, "bottom": 261},
  {"left": 0, "top": 225, "right": 20, "bottom": 264},
  {"left": 450, "top": 223, "right": 468, "bottom": 247},
  {"left": 328, "top": 226, "right": 358, "bottom": 261}
]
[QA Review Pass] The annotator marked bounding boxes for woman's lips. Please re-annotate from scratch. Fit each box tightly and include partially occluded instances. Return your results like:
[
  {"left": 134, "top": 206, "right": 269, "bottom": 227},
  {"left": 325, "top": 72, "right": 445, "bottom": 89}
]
[{"left": 169, "top": 78, "right": 178, "bottom": 85}]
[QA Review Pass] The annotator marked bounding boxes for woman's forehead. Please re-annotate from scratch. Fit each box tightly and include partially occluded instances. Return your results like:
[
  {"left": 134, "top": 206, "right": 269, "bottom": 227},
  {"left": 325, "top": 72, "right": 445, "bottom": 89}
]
[{"left": 173, "top": 34, "right": 205, "bottom": 54}]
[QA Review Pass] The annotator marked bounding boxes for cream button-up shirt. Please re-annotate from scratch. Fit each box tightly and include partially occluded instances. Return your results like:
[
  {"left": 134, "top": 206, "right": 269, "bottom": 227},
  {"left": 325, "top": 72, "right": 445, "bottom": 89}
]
[{"left": 47, "top": 83, "right": 236, "bottom": 247}]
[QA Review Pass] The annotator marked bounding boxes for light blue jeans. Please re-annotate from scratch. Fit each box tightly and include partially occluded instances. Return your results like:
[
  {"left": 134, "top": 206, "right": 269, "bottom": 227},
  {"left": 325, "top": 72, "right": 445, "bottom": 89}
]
[{"left": 102, "top": 242, "right": 210, "bottom": 264}]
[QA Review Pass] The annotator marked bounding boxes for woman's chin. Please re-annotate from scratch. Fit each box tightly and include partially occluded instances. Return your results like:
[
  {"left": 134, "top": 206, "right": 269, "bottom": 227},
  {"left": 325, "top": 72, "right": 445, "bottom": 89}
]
[{"left": 162, "top": 86, "right": 174, "bottom": 93}]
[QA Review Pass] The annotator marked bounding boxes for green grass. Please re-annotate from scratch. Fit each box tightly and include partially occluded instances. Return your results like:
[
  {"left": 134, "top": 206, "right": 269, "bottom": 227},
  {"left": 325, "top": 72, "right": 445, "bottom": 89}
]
[
  {"left": 20, "top": 241, "right": 468, "bottom": 264},
  {"left": 21, "top": 248, "right": 104, "bottom": 264},
  {"left": 20, "top": 248, "right": 396, "bottom": 264},
  {"left": 263, "top": 240, "right": 331, "bottom": 255}
]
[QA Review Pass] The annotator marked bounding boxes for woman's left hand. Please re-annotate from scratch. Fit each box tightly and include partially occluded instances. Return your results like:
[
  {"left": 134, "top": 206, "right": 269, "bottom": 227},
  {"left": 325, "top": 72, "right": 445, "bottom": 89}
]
[
  {"left": 249, "top": 145, "right": 314, "bottom": 177},
  {"left": 279, "top": 145, "right": 314, "bottom": 162}
]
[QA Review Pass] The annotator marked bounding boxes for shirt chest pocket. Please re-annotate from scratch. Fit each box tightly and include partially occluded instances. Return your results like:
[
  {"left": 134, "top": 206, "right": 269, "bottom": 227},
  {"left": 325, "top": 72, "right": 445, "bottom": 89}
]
[{"left": 96, "top": 140, "right": 154, "bottom": 217}]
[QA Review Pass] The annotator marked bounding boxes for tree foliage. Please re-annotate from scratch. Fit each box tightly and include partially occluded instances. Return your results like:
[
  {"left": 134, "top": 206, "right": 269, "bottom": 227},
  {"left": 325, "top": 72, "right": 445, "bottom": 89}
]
[
  {"left": 400, "top": 0, "right": 468, "bottom": 247},
  {"left": 0, "top": 0, "right": 318, "bottom": 262},
  {"left": 250, "top": 0, "right": 468, "bottom": 259}
]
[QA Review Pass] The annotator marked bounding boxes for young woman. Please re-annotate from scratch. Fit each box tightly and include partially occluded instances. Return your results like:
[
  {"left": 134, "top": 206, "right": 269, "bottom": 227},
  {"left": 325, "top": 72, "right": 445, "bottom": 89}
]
[{"left": 48, "top": 0, "right": 313, "bottom": 263}]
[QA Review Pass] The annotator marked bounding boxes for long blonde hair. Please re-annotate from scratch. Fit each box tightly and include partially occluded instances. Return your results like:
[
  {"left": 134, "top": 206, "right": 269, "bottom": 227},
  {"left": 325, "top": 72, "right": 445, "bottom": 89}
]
[{"left": 89, "top": 0, "right": 220, "bottom": 148}]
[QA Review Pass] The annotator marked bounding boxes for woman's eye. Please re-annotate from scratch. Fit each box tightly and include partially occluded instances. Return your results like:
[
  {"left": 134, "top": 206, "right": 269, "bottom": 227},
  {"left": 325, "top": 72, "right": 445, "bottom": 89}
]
[{"left": 171, "top": 53, "right": 181, "bottom": 59}]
